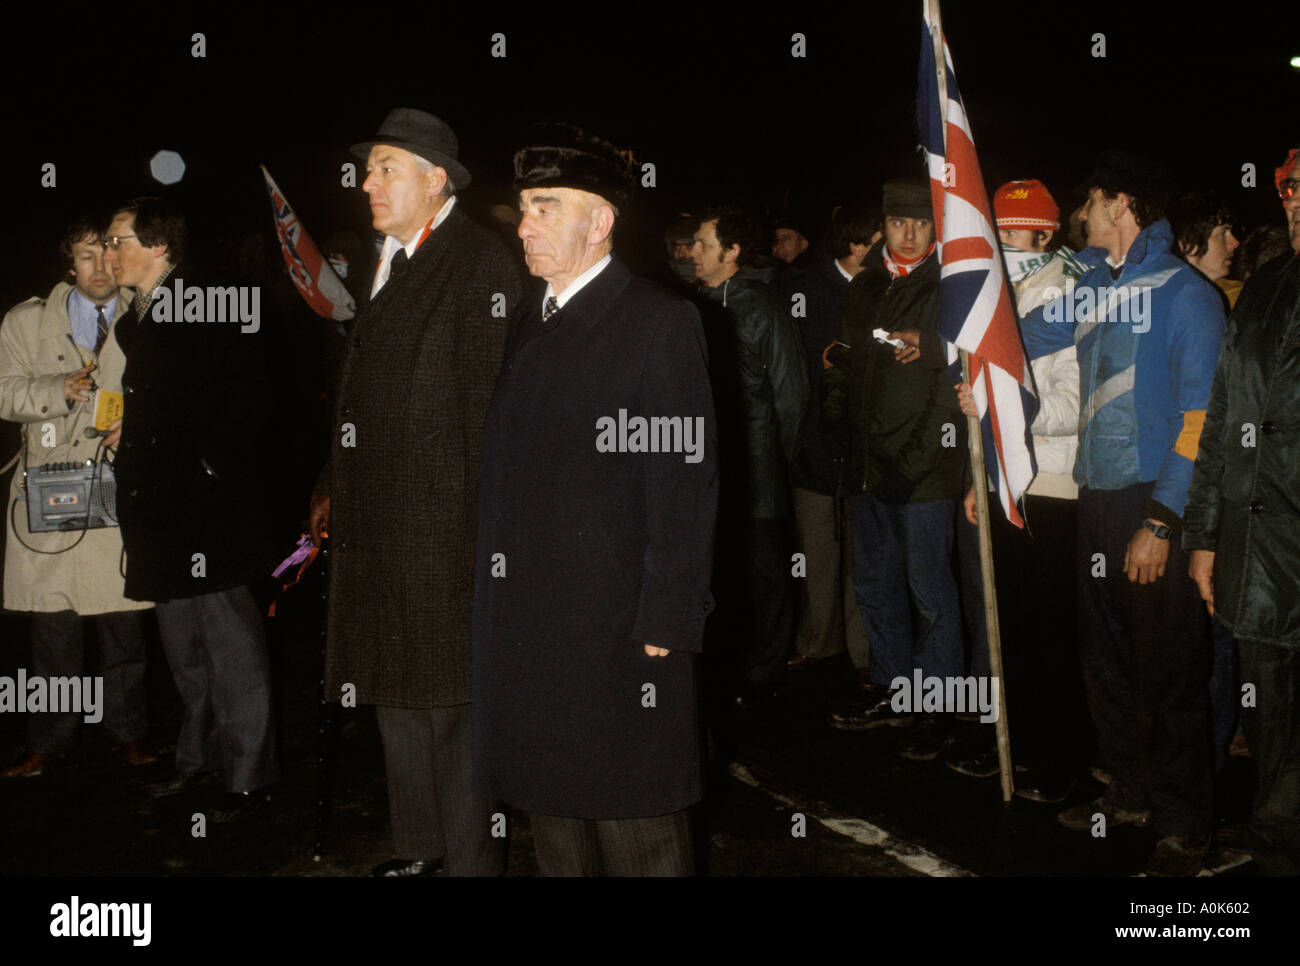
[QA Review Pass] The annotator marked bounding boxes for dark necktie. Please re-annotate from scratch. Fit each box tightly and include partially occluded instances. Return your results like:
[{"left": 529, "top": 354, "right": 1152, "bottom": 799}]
[
  {"left": 543, "top": 296, "right": 559, "bottom": 322},
  {"left": 389, "top": 248, "right": 409, "bottom": 281},
  {"left": 94, "top": 305, "right": 109, "bottom": 354}
]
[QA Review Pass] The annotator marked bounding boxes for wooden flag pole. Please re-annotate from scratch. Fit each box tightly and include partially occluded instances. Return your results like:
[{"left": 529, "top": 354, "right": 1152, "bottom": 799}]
[{"left": 927, "top": 0, "right": 1014, "bottom": 803}]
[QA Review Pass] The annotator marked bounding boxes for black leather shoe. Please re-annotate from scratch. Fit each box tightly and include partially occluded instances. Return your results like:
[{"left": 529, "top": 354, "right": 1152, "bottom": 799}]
[
  {"left": 1145, "top": 834, "right": 1210, "bottom": 877},
  {"left": 211, "top": 788, "right": 271, "bottom": 824},
  {"left": 371, "top": 857, "right": 443, "bottom": 877},
  {"left": 897, "top": 716, "right": 954, "bottom": 761},
  {"left": 1014, "top": 769, "right": 1076, "bottom": 804},
  {"left": 1057, "top": 796, "right": 1149, "bottom": 831},
  {"left": 828, "top": 695, "right": 908, "bottom": 731},
  {"left": 947, "top": 747, "right": 1000, "bottom": 778},
  {"left": 144, "top": 771, "right": 204, "bottom": 798}
]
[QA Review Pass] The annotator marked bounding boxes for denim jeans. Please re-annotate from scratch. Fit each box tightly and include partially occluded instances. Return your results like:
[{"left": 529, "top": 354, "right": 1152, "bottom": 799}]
[{"left": 849, "top": 493, "right": 963, "bottom": 698}]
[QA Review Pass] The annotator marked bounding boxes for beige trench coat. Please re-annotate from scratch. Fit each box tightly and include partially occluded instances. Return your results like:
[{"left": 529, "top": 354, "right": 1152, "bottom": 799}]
[{"left": 0, "top": 281, "right": 152, "bottom": 615}]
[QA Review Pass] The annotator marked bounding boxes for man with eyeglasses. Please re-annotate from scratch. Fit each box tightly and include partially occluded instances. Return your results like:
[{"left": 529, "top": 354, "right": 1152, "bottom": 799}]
[
  {"left": 102, "top": 196, "right": 280, "bottom": 823},
  {"left": 0, "top": 219, "right": 155, "bottom": 779},
  {"left": 1183, "top": 146, "right": 1300, "bottom": 876}
]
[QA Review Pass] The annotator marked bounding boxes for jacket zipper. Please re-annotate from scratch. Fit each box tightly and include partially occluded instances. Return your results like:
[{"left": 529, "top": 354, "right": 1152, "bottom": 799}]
[{"left": 859, "top": 274, "right": 900, "bottom": 492}]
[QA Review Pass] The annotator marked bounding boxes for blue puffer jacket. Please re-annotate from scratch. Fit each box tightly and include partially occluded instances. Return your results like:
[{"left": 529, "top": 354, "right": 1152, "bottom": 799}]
[{"left": 1037, "top": 219, "right": 1224, "bottom": 524}]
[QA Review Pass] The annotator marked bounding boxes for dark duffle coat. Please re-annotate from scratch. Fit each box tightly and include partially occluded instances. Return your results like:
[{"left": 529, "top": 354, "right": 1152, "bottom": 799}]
[
  {"left": 115, "top": 266, "right": 277, "bottom": 602},
  {"left": 472, "top": 257, "right": 718, "bottom": 819},
  {"left": 319, "top": 205, "right": 523, "bottom": 708}
]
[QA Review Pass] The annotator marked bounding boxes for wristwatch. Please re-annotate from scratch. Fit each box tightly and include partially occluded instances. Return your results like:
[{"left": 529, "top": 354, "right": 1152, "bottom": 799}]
[{"left": 1142, "top": 519, "right": 1172, "bottom": 540}]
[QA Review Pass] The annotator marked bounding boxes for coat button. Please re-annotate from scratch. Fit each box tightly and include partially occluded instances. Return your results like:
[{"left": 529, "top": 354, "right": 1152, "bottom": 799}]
[
  {"left": 57, "top": 354, "right": 64, "bottom": 361},
  {"left": 353, "top": 337, "right": 362, "bottom": 348},
  {"left": 1261, "top": 420, "right": 1276, "bottom": 434},
  {"left": 341, "top": 406, "right": 352, "bottom": 420},
  {"left": 129, "top": 489, "right": 138, "bottom": 497},
  {"left": 336, "top": 541, "right": 348, "bottom": 552},
  {"left": 1250, "top": 501, "right": 1264, "bottom": 513},
  {"left": 40, "top": 406, "right": 47, "bottom": 413},
  {"left": 125, "top": 386, "right": 134, "bottom": 394}
]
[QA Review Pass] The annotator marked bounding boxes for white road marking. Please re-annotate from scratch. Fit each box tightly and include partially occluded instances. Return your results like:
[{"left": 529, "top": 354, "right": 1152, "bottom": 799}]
[
  {"left": 732, "top": 761, "right": 1251, "bottom": 878},
  {"left": 729, "top": 761, "right": 975, "bottom": 877}
]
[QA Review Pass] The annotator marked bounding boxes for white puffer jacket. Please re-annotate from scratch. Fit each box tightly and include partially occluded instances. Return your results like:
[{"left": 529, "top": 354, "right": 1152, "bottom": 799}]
[{"left": 1013, "top": 251, "right": 1087, "bottom": 500}]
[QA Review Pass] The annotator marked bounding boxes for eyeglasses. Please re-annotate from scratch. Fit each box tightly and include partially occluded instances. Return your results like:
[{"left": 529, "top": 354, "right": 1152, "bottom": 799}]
[
  {"left": 1278, "top": 179, "right": 1300, "bottom": 201},
  {"left": 104, "top": 234, "right": 137, "bottom": 250}
]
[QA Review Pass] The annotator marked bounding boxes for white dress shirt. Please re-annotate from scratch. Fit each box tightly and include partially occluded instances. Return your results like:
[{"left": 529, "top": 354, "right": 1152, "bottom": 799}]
[{"left": 370, "top": 195, "right": 458, "bottom": 298}]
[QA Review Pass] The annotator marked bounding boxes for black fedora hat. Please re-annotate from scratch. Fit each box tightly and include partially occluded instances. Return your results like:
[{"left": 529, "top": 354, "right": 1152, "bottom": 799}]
[{"left": 351, "top": 108, "right": 472, "bottom": 191}]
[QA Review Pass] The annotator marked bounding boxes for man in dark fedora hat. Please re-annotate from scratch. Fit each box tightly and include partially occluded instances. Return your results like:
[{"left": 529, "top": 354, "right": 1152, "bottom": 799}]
[
  {"left": 309, "top": 107, "right": 523, "bottom": 876},
  {"left": 472, "top": 124, "right": 718, "bottom": 875}
]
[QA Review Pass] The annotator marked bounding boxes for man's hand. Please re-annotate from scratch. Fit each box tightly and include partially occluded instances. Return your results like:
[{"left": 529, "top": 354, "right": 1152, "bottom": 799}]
[
  {"left": 103, "top": 417, "right": 122, "bottom": 450},
  {"left": 1123, "top": 523, "right": 1170, "bottom": 585},
  {"left": 890, "top": 329, "right": 922, "bottom": 365},
  {"left": 63, "top": 363, "right": 95, "bottom": 404},
  {"left": 309, "top": 493, "right": 330, "bottom": 548},
  {"left": 954, "top": 382, "right": 977, "bottom": 420},
  {"left": 644, "top": 645, "right": 670, "bottom": 657},
  {"left": 1189, "top": 549, "right": 1215, "bottom": 616},
  {"left": 963, "top": 487, "right": 978, "bottom": 526}
]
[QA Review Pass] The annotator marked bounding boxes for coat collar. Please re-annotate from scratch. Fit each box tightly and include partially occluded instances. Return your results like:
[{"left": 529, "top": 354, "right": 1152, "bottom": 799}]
[
  {"left": 1112, "top": 218, "right": 1174, "bottom": 281},
  {"left": 365, "top": 204, "right": 469, "bottom": 310},
  {"left": 46, "top": 281, "right": 132, "bottom": 326},
  {"left": 531, "top": 255, "right": 633, "bottom": 331}
]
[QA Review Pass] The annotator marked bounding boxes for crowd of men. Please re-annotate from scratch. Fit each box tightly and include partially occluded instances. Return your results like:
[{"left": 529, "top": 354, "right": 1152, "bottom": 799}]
[{"left": 1, "top": 107, "right": 1297, "bottom": 879}]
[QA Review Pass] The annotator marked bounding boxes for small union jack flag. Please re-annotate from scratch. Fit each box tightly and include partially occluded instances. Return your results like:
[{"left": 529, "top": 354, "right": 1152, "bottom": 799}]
[{"left": 260, "top": 165, "right": 356, "bottom": 323}]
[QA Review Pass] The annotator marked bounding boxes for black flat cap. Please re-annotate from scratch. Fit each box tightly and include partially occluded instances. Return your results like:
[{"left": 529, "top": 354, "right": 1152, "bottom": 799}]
[{"left": 351, "top": 108, "right": 472, "bottom": 191}]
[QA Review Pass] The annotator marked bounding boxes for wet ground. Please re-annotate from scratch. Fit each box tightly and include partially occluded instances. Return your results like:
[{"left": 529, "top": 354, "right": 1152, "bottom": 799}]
[{"left": 0, "top": 561, "right": 1267, "bottom": 883}]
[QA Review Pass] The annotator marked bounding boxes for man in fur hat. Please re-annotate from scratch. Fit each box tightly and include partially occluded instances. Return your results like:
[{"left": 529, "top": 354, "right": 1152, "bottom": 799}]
[{"left": 472, "top": 125, "right": 717, "bottom": 875}]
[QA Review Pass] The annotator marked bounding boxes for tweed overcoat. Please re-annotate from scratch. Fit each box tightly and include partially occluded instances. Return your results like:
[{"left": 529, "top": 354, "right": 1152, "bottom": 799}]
[
  {"left": 0, "top": 282, "right": 152, "bottom": 615},
  {"left": 114, "top": 265, "right": 277, "bottom": 602},
  {"left": 319, "top": 205, "right": 522, "bottom": 708},
  {"left": 472, "top": 257, "right": 718, "bottom": 819}
]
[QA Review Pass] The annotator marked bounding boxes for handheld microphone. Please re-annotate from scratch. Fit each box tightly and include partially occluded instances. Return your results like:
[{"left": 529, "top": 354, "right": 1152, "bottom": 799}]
[{"left": 84, "top": 426, "right": 112, "bottom": 439}]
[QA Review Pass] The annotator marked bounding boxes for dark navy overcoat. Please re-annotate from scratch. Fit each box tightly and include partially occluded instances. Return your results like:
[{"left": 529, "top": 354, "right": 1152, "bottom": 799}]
[{"left": 472, "top": 257, "right": 718, "bottom": 819}]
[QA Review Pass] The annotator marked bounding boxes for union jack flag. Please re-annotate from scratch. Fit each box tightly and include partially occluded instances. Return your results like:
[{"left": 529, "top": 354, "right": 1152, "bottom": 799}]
[
  {"left": 917, "top": 1, "right": 1037, "bottom": 528},
  {"left": 260, "top": 165, "right": 356, "bottom": 323}
]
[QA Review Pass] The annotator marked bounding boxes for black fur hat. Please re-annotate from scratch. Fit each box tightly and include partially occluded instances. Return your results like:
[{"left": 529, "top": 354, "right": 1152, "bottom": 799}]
[{"left": 513, "top": 124, "right": 637, "bottom": 212}]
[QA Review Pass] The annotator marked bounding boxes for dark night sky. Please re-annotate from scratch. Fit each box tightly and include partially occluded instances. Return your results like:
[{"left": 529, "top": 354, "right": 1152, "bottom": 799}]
[{"left": 2, "top": 2, "right": 1296, "bottom": 306}]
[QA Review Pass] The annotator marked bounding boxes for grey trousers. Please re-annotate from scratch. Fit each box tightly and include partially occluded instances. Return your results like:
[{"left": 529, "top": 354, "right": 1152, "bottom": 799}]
[
  {"left": 154, "top": 585, "right": 278, "bottom": 793},
  {"left": 792, "top": 488, "right": 870, "bottom": 666},
  {"left": 376, "top": 703, "right": 504, "bottom": 876},
  {"left": 529, "top": 809, "right": 694, "bottom": 876},
  {"left": 28, "top": 609, "right": 149, "bottom": 753}
]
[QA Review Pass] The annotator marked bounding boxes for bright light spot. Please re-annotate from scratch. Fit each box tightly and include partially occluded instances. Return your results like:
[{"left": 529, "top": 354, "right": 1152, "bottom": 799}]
[{"left": 150, "top": 150, "right": 186, "bottom": 185}]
